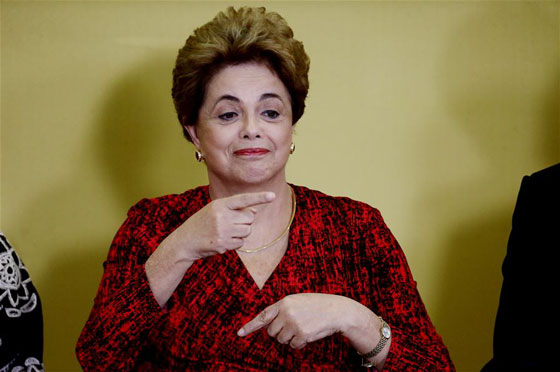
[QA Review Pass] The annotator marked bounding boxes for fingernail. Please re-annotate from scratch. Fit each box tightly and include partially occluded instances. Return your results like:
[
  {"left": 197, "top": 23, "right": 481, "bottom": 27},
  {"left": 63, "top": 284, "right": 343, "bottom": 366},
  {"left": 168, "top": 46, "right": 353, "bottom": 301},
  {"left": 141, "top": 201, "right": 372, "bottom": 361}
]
[
  {"left": 237, "top": 328, "right": 246, "bottom": 337},
  {"left": 265, "top": 192, "right": 275, "bottom": 201}
]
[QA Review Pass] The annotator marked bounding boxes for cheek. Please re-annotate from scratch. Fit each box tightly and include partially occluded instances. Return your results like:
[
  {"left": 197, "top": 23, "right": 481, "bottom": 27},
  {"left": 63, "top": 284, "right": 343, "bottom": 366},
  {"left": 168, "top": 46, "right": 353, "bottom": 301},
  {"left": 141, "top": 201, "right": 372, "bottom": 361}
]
[
  {"left": 275, "top": 124, "right": 293, "bottom": 144},
  {"left": 199, "top": 128, "right": 231, "bottom": 153}
]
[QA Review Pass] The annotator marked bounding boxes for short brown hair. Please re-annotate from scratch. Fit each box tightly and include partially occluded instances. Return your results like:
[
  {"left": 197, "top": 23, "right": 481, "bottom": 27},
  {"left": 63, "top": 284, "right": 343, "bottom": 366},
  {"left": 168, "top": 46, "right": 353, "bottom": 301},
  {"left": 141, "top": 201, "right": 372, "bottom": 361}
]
[{"left": 172, "top": 6, "right": 310, "bottom": 142}]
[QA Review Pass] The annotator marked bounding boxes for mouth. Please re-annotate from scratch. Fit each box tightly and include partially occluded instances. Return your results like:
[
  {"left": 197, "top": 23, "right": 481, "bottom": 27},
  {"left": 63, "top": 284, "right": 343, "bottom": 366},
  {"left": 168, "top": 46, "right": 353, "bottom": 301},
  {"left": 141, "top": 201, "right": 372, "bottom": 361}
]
[{"left": 233, "top": 148, "right": 270, "bottom": 156}]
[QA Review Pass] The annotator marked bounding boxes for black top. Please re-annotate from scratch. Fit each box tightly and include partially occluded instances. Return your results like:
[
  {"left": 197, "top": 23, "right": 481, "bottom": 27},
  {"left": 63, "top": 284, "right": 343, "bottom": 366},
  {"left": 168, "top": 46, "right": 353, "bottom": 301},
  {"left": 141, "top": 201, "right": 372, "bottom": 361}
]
[
  {"left": 482, "top": 163, "right": 560, "bottom": 372},
  {"left": 0, "top": 232, "right": 44, "bottom": 372}
]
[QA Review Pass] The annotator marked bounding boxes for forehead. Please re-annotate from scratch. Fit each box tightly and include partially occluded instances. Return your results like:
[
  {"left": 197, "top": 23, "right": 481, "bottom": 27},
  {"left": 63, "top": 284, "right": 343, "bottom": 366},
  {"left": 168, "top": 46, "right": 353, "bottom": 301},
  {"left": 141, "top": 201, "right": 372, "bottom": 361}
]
[{"left": 205, "top": 62, "right": 290, "bottom": 102}]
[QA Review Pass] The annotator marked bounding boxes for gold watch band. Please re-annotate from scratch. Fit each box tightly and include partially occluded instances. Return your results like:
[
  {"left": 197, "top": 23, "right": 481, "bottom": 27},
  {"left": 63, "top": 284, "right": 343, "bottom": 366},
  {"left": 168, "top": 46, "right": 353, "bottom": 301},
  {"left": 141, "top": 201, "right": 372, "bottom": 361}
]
[{"left": 359, "top": 316, "right": 391, "bottom": 368}]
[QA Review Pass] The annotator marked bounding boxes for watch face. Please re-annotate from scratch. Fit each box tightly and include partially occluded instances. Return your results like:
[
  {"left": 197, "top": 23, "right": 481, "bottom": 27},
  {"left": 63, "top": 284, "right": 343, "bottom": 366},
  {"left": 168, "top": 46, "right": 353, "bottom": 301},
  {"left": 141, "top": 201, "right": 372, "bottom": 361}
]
[{"left": 382, "top": 326, "right": 391, "bottom": 339}]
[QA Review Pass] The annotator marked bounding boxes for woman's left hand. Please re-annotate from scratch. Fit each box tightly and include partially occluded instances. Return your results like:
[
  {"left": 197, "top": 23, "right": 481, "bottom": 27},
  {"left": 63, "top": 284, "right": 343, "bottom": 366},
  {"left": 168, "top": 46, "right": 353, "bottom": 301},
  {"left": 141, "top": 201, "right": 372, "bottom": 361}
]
[{"left": 237, "top": 293, "right": 371, "bottom": 350}]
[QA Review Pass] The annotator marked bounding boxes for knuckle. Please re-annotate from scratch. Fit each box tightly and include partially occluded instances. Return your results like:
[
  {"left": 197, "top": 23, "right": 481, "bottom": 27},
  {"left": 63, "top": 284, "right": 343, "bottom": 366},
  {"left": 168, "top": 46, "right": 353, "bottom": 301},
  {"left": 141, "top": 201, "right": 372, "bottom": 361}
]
[
  {"left": 292, "top": 320, "right": 306, "bottom": 333},
  {"left": 209, "top": 218, "right": 220, "bottom": 232},
  {"left": 301, "top": 329, "right": 313, "bottom": 340},
  {"left": 258, "top": 309, "right": 268, "bottom": 323},
  {"left": 208, "top": 202, "right": 219, "bottom": 214},
  {"left": 284, "top": 307, "right": 297, "bottom": 319},
  {"left": 277, "top": 298, "right": 288, "bottom": 309},
  {"left": 283, "top": 294, "right": 295, "bottom": 304}
]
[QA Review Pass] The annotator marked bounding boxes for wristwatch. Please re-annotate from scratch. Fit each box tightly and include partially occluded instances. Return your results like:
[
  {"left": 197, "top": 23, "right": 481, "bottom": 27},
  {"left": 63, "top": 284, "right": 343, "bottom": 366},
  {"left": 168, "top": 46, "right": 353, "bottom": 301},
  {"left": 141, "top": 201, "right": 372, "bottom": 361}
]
[{"left": 360, "top": 316, "right": 391, "bottom": 368}]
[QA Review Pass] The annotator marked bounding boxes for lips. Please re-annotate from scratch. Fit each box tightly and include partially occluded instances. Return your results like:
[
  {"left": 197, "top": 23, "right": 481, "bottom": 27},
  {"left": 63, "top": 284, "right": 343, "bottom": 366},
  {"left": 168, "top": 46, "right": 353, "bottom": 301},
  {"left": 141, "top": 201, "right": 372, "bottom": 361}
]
[{"left": 234, "top": 148, "right": 270, "bottom": 156}]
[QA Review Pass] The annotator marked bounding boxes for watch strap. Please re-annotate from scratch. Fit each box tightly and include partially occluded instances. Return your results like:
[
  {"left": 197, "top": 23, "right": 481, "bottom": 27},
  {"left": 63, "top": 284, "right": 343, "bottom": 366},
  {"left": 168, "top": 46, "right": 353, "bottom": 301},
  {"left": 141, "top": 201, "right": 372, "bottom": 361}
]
[{"left": 362, "top": 316, "right": 390, "bottom": 359}]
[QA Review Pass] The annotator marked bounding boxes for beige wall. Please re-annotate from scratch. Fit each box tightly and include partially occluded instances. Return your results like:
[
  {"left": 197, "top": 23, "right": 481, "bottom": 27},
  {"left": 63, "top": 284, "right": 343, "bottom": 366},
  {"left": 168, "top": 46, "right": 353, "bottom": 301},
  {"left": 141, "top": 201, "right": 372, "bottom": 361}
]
[{"left": 1, "top": 1, "right": 558, "bottom": 371}]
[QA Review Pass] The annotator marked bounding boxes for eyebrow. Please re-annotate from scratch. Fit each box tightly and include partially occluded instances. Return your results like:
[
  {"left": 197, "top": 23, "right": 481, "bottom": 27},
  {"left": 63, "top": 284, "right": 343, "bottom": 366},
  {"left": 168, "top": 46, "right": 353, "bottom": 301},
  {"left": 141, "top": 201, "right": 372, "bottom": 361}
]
[
  {"left": 259, "top": 93, "right": 284, "bottom": 103},
  {"left": 213, "top": 93, "right": 285, "bottom": 108},
  {"left": 215, "top": 94, "right": 239, "bottom": 104}
]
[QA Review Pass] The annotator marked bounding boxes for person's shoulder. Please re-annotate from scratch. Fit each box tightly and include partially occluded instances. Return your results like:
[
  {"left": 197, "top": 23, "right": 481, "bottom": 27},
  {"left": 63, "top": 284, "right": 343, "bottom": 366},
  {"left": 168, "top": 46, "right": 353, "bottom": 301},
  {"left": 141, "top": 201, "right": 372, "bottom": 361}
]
[
  {"left": 519, "top": 163, "right": 560, "bottom": 202},
  {"left": 516, "top": 163, "right": 560, "bottom": 220},
  {"left": 292, "top": 184, "right": 382, "bottom": 221},
  {"left": 127, "top": 185, "right": 209, "bottom": 218},
  {"left": 527, "top": 162, "right": 560, "bottom": 185}
]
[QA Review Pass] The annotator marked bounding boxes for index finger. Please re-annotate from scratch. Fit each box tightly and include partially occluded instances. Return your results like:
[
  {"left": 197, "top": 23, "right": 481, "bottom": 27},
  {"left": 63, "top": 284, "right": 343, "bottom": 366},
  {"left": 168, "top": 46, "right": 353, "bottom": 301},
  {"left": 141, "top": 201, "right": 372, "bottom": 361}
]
[
  {"left": 225, "top": 192, "right": 275, "bottom": 210},
  {"left": 237, "top": 303, "right": 279, "bottom": 337}
]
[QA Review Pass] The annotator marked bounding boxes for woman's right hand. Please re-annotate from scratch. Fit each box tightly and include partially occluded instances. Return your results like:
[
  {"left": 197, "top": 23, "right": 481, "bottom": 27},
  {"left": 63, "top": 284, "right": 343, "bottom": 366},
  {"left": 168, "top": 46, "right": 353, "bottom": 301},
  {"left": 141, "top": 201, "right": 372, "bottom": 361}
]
[
  {"left": 169, "top": 191, "right": 276, "bottom": 261},
  {"left": 145, "top": 191, "right": 275, "bottom": 307}
]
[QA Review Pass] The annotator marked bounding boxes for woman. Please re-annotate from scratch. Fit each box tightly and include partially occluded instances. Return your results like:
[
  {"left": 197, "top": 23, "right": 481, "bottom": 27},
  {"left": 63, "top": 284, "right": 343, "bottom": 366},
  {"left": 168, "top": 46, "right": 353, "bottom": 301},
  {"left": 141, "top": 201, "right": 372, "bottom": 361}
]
[{"left": 76, "top": 7, "right": 454, "bottom": 371}]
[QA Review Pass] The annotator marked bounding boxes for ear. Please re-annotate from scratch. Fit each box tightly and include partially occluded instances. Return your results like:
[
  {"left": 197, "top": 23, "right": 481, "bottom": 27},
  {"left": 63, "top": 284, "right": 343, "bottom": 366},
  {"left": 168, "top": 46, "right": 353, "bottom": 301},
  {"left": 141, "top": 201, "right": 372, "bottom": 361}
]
[{"left": 184, "top": 124, "right": 202, "bottom": 150}]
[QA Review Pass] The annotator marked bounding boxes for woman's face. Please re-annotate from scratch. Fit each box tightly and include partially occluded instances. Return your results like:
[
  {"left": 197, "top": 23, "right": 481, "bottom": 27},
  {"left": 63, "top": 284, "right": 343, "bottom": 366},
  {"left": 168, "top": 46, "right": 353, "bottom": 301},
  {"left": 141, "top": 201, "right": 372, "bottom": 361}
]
[{"left": 186, "top": 62, "right": 294, "bottom": 189}]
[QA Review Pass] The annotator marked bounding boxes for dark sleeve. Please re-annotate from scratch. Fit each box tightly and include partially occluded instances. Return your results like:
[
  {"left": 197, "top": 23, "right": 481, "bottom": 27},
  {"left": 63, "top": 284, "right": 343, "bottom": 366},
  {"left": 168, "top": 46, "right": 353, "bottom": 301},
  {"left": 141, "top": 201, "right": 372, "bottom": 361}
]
[
  {"left": 484, "top": 169, "right": 557, "bottom": 371},
  {"left": 362, "top": 209, "right": 455, "bottom": 371},
  {"left": 75, "top": 201, "right": 167, "bottom": 371},
  {"left": 490, "top": 176, "right": 533, "bottom": 369}
]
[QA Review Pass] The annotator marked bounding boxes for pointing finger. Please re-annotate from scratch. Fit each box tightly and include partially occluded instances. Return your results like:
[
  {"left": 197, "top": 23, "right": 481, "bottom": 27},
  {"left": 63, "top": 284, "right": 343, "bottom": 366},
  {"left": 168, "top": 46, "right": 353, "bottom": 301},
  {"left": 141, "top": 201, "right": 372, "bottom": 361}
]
[
  {"left": 238, "top": 303, "right": 279, "bottom": 337},
  {"left": 226, "top": 192, "right": 275, "bottom": 210}
]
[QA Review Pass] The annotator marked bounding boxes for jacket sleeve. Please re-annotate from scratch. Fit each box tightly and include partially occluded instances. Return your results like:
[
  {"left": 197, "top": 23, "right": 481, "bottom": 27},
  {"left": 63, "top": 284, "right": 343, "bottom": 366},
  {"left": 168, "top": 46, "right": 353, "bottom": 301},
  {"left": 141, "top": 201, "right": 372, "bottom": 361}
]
[
  {"left": 485, "top": 167, "right": 558, "bottom": 371},
  {"left": 75, "top": 200, "right": 167, "bottom": 371},
  {"left": 363, "top": 208, "right": 455, "bottom": 371}
]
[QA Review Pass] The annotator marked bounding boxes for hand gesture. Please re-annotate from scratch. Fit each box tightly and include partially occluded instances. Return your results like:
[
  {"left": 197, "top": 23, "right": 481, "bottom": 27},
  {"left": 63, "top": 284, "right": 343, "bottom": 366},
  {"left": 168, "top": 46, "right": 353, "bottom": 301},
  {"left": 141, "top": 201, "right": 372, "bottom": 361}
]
[
  {"left": 146, "top": 191, "right": 276, "bottom": 307},
  {"left": 170, "top": 191, "right": 276, "bottom": 262},
  {"left": 238, "top": 293, "right": 358, "bottom": 349}
]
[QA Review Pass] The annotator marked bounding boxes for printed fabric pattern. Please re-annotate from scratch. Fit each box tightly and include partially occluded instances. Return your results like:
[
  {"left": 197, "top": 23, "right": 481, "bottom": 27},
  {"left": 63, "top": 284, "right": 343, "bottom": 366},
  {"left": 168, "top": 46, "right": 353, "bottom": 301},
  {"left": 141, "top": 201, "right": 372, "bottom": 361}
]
[
  {"left": 76, "top": 185, "right": 455, "bottom": 371},
  {"left": 0, "top": 232, "right": 44, "bottom": 372}
]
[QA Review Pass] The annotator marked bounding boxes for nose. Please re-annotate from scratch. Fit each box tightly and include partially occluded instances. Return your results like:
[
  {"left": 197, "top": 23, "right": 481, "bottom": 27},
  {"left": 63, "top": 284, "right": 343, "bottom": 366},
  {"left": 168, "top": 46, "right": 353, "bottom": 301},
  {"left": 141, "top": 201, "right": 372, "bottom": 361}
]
[{"left": 239, "top": 114, "right": 261, "bottom": 139}]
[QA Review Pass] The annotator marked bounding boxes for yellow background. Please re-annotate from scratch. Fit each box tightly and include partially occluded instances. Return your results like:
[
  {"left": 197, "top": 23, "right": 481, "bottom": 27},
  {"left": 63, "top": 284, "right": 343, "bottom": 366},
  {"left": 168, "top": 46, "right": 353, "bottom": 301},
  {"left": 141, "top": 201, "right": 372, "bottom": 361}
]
[{"left": 1, "top": 1, "right": 558, "bottom": 371}]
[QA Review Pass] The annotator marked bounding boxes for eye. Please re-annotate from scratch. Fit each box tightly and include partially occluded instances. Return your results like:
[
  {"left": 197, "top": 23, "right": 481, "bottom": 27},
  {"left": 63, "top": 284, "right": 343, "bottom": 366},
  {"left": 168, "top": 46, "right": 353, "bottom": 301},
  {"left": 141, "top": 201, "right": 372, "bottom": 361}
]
[
  {"left": 262, "top": 110, "right": 280, "bottom": 119},
  {"left": 218, "top": 112, "right": 238, "bottom": 121}
]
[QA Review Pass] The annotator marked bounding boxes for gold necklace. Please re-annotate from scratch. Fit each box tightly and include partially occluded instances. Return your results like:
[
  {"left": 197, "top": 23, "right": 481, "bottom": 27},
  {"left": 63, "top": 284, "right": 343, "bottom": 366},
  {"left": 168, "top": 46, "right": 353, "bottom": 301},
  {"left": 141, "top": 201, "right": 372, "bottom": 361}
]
[{"left": 237, "top": 186, "right": 296, "bottom": 253}]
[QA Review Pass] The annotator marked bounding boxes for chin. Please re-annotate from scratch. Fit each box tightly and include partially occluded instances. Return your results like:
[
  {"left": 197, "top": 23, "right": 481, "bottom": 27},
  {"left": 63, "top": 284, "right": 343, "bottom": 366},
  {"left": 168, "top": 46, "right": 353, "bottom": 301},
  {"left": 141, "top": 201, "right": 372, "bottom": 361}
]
[
  {"left": 232, "top": 167, "right": 282, "bottom": 186},
  {"left": 236, "top": 173, "right": 273, "bottom": 185}
]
